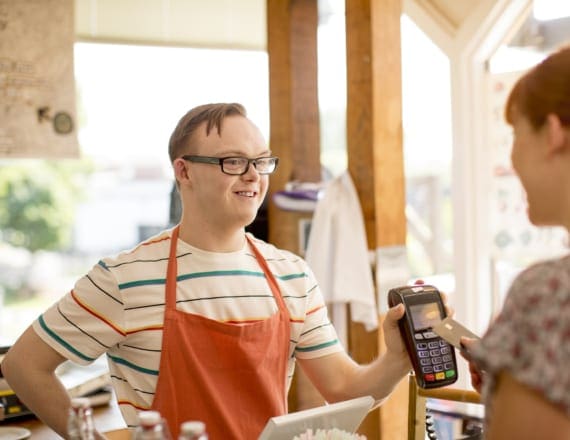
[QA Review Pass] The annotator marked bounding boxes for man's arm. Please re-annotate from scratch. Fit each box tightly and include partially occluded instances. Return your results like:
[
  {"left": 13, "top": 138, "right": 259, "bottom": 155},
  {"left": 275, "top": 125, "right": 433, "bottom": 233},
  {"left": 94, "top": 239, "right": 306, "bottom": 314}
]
[
  {"left": 1, "top": 325, "right": 71, "bottom": 437},
  {"left": 485, "top": 371, "right": 570, "bottom": 440},
  {"left": 298, "top": 304, "right": 411, "bottom": 404}
]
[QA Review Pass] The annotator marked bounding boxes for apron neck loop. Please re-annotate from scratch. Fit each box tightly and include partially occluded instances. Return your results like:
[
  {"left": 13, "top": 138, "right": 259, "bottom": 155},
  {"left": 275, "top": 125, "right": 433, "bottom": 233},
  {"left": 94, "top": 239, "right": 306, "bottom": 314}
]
[{"left": 165, "top": 225, "right": 180, "bottom": 308}]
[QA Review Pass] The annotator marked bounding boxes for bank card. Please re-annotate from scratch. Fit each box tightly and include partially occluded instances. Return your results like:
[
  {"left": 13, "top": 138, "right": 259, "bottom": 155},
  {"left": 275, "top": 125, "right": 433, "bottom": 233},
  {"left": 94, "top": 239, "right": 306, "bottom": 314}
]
[{"left": 432, "top": 316, "right": 480, "bottom": 349}]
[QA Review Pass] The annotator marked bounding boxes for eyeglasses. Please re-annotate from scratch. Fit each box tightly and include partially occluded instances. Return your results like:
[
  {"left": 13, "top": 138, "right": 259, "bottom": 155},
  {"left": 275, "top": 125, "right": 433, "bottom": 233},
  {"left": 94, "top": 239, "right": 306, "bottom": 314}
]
[{"left": 181, "top": 155, "right": 279, "bottom": 176}]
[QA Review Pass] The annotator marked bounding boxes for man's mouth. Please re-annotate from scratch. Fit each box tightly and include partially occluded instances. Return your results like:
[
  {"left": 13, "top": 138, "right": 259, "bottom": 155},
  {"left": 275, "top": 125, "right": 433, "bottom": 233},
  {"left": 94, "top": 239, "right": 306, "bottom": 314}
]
[{"left": 236, "top": 191, "right": 256, "bottom": 197}]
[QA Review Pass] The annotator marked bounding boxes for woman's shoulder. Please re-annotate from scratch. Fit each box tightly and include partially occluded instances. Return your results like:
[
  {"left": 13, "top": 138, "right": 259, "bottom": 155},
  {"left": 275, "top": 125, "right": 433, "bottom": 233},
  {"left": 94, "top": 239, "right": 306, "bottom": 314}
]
[
  {"left": 517, "top": 253, "right": 570, "bottom": 279},
  {"left": 507, "top": 254, "right": 570, "bottom": 305}
]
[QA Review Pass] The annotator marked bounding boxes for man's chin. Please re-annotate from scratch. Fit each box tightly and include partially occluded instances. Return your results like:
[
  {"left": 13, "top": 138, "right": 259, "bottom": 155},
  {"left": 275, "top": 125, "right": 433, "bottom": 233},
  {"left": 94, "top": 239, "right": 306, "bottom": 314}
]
[{"left": 239, "top": 213, "right": 259, "bottom": 228}]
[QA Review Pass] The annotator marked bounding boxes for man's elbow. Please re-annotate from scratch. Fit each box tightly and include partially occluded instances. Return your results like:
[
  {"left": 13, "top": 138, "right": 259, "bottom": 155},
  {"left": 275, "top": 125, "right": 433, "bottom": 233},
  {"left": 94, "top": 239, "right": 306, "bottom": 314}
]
[
  {"left": 1, "top": 327, "right": 62, "bottom": 387},
  {"left": 1, "top": 349, "right": 26, "bottom": 385}
]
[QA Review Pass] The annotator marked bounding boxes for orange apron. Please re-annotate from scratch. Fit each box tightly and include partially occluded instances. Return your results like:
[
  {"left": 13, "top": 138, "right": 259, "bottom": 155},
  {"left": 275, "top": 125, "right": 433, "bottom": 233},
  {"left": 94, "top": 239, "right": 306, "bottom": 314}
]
[{"left": 151, "top": 226, "right": 290, "bottom": 439}]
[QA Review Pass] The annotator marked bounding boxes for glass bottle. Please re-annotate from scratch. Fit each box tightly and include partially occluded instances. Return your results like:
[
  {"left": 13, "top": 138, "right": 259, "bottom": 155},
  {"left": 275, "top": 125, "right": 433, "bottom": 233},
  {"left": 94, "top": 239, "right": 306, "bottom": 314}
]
[
  {"left": 133, "top": 410, "right": 172, "bottom": 440},
  {"left": 67, "top": 397, "right": 96, "bottom": 440},
  {"left": 178, "top": 421, "right": 208, "bottom": 440}
]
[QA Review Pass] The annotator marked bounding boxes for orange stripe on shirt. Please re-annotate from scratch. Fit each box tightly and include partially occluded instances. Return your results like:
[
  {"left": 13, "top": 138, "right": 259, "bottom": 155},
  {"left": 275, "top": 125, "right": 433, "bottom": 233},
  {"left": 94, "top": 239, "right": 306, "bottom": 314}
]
[
  {"left": 117, "top": 400, "right": 151, "bottom": 411},
  {"left": 126, "top": 235, "right": 170, "bottom": 254},
  {"left": 288, "top": 304, "right": 324, "bottom": 323},
  {"left": 126, "top": 325, "right": 164, "bottom": 335},
  {"left": 306, "top": 304, "right": 326, "bottom": 315},
  {"left": 71, "top": 290, "right": 126, "bottom": 336},
  {"left": 224, "top": 317, "right": 266, "bottom": 324},
  {"left": 140, "top": 235, "right": 170, "bottom": 247}
]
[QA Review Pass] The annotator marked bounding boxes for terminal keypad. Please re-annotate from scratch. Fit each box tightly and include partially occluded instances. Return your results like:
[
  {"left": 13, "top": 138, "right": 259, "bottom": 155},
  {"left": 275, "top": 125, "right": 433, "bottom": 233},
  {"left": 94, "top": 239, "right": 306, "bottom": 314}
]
[{"left": 414, "top": 330, "right": 456, "bottom": 384}]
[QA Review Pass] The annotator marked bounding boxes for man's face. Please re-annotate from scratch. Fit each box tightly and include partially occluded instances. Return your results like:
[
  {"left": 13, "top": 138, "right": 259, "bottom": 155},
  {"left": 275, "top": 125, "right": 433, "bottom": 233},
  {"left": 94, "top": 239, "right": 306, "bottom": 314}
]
[{"left": 183, "top": 115, "right": 270, "bottom": 231}]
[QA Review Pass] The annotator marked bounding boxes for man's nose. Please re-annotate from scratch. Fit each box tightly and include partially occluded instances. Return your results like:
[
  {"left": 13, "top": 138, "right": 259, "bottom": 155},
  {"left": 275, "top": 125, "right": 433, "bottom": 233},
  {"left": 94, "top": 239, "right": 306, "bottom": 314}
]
[{"left": 242, "top": 161, "right": 261, "bottom": 179}]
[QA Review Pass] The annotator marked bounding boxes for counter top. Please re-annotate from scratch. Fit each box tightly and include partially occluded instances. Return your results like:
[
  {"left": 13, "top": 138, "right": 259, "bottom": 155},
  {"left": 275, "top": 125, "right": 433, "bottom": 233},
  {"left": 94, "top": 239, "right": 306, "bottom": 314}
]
[{"left": 0, "top": 397, "right": 127, "bottom": 439}]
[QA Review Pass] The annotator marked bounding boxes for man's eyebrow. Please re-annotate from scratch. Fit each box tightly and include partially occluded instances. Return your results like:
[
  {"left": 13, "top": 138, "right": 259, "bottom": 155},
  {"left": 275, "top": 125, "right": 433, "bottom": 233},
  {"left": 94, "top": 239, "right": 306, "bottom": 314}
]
[{"left": 218, "top": 149, "right": 272, "bottom": 156}]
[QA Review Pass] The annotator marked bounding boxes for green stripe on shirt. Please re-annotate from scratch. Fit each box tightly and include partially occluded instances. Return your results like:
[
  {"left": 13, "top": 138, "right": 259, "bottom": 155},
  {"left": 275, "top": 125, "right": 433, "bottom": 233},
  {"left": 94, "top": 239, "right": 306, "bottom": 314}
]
[
  {"left": 278, "top": 272, "right": 307, "bottom": 281},
  {"left": 118, "top": 270, "right": 308, "bottom": 290},
  {"left": 38, "top": 315, "right": 95, "bottom": 362},
  {"left": 107, "top": 354, "right": 159, "bottom": 376},
  {"left": 119, "top": 270, "right": 266, "bottom": 290},
  {"left": 178, "top": 270, "right": 266, "bottom": 282},
  {"left": 296, "top": 339, "right": 339, "bottom": 352},
  {"left": 119, "top": 278, "right": 166, "bottom": 289}
]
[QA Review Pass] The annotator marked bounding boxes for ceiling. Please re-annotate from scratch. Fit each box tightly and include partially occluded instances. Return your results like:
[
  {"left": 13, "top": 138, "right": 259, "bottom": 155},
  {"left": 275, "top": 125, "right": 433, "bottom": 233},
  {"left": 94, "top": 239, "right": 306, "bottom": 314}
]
[
  {"left": 75, "top": 0, "right": 266, "bottom": 49},
  {"left": 74, "top": 0, "right": 492, "bottom": 50},
  {"left": 75, "top": 0, "right": 568, "bottom": 55},
  {"left": 425, "top": 0, "right": 569, "bottom": 52},
  {"left": 508, "top": 12, "right": 570, "bottom": 51},
  {"left": 414, "top": 0, "right": 481, "bottom": 29}
]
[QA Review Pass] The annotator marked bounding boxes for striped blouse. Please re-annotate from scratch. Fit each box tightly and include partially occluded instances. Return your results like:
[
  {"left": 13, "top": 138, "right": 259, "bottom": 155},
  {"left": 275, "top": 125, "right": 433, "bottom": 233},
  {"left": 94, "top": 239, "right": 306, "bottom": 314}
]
[{"left": 33, "top": 229, "right": 342, "bottom": 426}]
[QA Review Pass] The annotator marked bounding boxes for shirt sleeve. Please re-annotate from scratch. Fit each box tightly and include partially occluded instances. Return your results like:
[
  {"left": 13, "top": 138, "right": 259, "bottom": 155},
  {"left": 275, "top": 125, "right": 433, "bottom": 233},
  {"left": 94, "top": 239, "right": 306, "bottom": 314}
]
[
  {"left": 32, "top": 260, "right": 127, "bottom": 365},
  {"left": 471, "top": 258, "right": 570, "bottom": 416},
  {"left": 294, "top": 264, "right": 343, "bottom": 359}
]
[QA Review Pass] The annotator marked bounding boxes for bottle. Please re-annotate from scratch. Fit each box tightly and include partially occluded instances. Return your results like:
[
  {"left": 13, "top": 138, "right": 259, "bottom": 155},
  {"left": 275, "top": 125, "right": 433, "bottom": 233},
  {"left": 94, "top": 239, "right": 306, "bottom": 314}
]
[
  {"left": 178, "top": 421, "right": 208, "bottom": 440},
  {"left": 67, "top": 397, "right": 96, "bottom": 440},
  {"left": 133, "top": 410, "right": 172, "bottom": 440}
]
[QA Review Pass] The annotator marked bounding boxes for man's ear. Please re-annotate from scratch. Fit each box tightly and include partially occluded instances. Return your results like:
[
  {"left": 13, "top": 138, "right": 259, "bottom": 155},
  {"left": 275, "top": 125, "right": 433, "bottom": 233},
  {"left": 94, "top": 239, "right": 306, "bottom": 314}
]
[
  {"left": 173, "top": 158, "right": 190, "bottom": 183},
  {"left": 545, "top": 113, "right": 568, "bottom": 155}
]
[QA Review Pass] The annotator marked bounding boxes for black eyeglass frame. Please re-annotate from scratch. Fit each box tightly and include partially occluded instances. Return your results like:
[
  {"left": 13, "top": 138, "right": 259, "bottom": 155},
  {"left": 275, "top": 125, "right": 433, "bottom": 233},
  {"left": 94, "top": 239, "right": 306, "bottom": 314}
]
[{"left": 181, "top": 155, "right": 279, "bottom": 176}]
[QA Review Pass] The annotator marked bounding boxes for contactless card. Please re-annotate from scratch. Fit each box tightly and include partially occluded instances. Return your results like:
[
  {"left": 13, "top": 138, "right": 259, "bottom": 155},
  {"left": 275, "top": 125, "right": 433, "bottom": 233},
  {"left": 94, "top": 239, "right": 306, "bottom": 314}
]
[{"left": 432, "top": 317, "right": 480, "bottom": 349}]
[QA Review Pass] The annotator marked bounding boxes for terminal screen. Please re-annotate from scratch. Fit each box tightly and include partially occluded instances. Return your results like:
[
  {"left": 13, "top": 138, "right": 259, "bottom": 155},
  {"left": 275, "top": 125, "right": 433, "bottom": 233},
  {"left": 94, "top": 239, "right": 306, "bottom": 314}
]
[{"left": 410, "top": 303, "right": 441, "bottom": 330}]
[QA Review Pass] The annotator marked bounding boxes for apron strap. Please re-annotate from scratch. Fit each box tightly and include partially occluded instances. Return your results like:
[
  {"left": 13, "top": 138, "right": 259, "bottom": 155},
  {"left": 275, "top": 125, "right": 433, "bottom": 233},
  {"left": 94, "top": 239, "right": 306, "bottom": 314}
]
[
  {"left": 246, "top": 235, "right": 288, "bottom": 313},
  {"left": 165, "top": 225, "right": 180, "bottom": 309}
]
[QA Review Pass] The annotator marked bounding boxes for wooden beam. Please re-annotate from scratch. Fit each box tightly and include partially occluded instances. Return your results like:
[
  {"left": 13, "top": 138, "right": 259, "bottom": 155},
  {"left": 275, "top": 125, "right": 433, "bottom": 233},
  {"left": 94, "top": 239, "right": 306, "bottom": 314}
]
[
  {"left": 346, "top": 0, "right": 406, "bottom": 248},
  {"left": 346, "top": 0, "right": 407, "bottom": 438},
  {"left": 266, "top": 0, "right": 323, "bottom": 411},
  {"left": 267, "top": 0, "right": 321, "bottom": 251}
]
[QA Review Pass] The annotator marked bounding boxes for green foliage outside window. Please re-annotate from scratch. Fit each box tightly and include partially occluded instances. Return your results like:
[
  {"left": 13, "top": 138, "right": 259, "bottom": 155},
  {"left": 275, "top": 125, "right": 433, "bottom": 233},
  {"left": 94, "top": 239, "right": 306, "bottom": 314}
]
[{"left": 0, "top": 159, "right": 93, "bottom": 252}]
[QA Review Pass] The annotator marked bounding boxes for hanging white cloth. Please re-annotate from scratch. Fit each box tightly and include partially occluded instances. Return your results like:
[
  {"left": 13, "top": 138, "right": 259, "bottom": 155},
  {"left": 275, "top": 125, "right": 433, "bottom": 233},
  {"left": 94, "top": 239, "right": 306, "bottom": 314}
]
[{"left": 305, "top": 171, "right": 378, "bottom": 348}]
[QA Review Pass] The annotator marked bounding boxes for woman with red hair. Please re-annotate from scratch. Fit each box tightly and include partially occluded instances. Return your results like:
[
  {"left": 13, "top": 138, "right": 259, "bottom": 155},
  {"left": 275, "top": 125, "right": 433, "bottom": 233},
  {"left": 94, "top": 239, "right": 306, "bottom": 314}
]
[{"left": 464, "top": 45, "right": 570, "bottom": 439}]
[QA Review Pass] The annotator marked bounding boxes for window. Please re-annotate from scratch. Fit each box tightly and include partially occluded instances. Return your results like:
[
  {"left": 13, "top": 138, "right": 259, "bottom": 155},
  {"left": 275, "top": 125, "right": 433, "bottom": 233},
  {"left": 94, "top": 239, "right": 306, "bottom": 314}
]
[
  {"left": 486, "top": 7, "right": 570, "bottom": 307},
  {"left": 401, "top": 15, "right": 453, "bottom": 280},
  {"left": 317, "top": 5, "right": 454, "bottom": 282},
  {"left": 0, "top": 43, "right": 269, "bottom": 345}
]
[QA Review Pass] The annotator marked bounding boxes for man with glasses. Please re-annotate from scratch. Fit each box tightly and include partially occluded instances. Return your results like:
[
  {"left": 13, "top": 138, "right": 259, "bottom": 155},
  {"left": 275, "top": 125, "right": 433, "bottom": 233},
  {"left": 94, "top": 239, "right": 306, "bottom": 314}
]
[{"left": 2, "top": 103, "right": 411, "bottom": 439}]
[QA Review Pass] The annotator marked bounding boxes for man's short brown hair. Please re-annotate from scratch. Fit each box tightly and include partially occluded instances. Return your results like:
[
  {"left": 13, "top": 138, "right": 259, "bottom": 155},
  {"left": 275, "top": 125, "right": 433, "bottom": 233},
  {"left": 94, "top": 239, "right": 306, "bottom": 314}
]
[{"left": 168, "top": 103, "right": 247, "bottom": 162}]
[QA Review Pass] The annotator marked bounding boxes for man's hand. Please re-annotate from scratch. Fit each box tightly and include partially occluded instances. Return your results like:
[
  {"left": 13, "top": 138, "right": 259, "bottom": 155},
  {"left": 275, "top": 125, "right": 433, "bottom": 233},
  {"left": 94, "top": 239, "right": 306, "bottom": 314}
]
[
  {"left": 382, "top": 303, "right": 410, "bottom": 367},
  {"left": 383, "top": 282, "right": 454, "bottom": 368},
  {"left": 459, "top": 337, "right": 484, "bottom": 394}
]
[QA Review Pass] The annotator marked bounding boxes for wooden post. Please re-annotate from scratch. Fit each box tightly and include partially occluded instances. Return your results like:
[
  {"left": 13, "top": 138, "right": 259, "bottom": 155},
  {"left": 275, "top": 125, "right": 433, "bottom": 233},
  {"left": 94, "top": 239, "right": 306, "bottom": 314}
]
[
  {"left": 266, "top": 0, "right": 322, "bottom": 411},
  {"left": 267, "top": 1, "right": 408, "bottom": 436},
  {"left": 346, "top": 0, "right": 408, "bottom": 438},
  {"left": 267, "top": 0, "right": 321, "bottom": 251}
]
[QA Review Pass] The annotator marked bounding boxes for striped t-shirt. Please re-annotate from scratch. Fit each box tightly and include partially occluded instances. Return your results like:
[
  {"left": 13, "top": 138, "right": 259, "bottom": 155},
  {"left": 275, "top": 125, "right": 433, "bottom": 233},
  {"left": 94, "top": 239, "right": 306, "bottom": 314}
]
[{"left": 33, "top": 229, "right": 342, "bottom": 426}]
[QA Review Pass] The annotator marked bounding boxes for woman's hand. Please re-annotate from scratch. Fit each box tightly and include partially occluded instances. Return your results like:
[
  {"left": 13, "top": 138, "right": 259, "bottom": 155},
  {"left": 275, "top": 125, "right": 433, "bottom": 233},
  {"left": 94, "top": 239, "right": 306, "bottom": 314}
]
[{"left": 459, "top": 337, "right": 484, "bottom": 394}]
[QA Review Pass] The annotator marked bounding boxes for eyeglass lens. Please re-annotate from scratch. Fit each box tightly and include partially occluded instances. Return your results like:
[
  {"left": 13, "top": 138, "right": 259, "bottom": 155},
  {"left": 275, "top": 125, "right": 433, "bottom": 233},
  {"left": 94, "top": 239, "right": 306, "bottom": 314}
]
[{"left": 222, "top": 157, "right": 276, "bottom": 174}]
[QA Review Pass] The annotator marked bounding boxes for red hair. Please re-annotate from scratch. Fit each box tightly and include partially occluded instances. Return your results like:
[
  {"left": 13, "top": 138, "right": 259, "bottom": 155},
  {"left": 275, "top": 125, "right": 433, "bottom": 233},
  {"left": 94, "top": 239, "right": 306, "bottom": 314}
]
[{"left": 505, "top": 45, "right": 570, "bottom": 129}]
